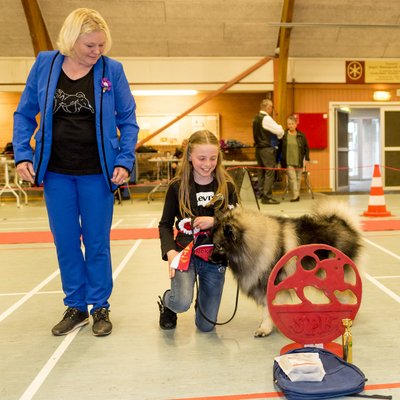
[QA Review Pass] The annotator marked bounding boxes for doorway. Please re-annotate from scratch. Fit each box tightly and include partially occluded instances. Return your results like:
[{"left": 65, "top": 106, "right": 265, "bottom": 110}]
[
  {"left": 330, "top": 103, "right": 400, "bottom": 193},
  {"left": 347, "top": 108, "right": 380, "bottom": 192}
]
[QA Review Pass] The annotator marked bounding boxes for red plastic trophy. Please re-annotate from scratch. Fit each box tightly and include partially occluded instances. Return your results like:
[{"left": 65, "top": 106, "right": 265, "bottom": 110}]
[{"left": 267, "top": 244, "right": 362, "bottom": 356}]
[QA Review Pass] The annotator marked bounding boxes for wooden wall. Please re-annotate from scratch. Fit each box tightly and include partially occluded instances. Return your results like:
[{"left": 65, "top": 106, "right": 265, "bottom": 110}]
[
  {"left": 284, "top": 83, "right": 399, "bottom": 191},
  {"left": 0, "top": 92, "right": 266, "bottom": 150},
  {"left": 135, "top": 92, "right": 266, "bottom": 146},
  {"left": 2, "top": 85, "right": 398, "bottom": 191},
  {"left": 0, "top": 92, "right": 22, "bottom": 149}
]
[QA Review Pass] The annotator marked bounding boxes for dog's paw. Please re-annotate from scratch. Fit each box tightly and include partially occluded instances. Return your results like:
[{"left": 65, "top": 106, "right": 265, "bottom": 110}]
[
  {"left": 254, "top": 326, "right": 273, "bottom": 337},
  {"left": 254, "top": 316, "right": 274, "bottom": 337}
]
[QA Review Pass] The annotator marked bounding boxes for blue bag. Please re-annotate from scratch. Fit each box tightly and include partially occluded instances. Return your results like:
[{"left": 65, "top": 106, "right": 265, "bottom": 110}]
[{"left": 273, "top": 347, "right": 366, "bottom": 399}]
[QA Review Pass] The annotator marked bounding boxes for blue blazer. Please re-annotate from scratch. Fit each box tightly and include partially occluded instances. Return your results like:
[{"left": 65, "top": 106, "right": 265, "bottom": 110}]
[{"left": 13, "top": 51, "right": 139, "bottom": 191}]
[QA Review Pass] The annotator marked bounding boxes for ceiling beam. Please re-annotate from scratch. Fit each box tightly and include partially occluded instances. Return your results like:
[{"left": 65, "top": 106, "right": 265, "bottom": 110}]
[
  {"left": 21, "top": 0, "right": 53, "bottom": 56},
  {"left": 274, "top": 0, "right": 295, "bottom": 125},
  {"left": 268, "top": 22, "right": 400, "bottom": 28},
  {"left": 136, "top": 57, "right": 273, "bottom": 148}
]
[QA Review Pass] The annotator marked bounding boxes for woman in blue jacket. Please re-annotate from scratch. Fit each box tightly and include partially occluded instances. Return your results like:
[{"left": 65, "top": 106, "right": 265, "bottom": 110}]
[{"left": 13, "top": 8, "right": 139, "bottom": 337}]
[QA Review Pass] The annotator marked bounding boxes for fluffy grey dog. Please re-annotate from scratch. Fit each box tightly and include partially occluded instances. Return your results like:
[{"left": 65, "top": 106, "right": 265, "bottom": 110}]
[{"left": 211, "top": 200, "right": 362, "bottom": 337}]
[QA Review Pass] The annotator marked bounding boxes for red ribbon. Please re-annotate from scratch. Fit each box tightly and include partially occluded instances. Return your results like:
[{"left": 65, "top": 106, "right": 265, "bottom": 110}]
[{"left": 177, "top": 242, "right": 193, "bottom": 271}]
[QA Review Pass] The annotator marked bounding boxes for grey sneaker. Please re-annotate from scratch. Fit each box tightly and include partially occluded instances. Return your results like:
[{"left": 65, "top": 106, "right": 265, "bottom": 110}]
[
  {"left": 52, "top": 307, "right": 89, "bottom": 336},
  {"left": 92, "top": 308, "right": 112, "bottom": 336}
]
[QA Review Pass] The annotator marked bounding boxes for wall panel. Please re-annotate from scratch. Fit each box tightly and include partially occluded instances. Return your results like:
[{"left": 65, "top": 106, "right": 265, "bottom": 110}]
[
  {"left": 135, "top": 92, "right": 266, "bottom": 145},
  {"left": 0, "top": 92, "right": 21, "bottom": 149},
  {"left": 2, "top": 84, "right": 397, "bottom": 192},
  {"left": 287, "top": 83, "right": 398, "bottom": 191}
]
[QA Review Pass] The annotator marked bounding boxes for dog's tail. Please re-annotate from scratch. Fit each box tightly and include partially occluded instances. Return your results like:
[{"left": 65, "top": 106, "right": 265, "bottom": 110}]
[
  {"left": 311, "top": 199, "right": 361, "bottom": 234},
  {"left": 309, "top": 199, "right": 364, "bottom": 269}
]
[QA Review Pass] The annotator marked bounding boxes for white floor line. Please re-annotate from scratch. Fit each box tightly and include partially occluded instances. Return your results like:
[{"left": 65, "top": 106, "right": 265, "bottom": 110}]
[
  {"left": 0, "top": 217, "right": 49, "bottom": 222},
  {"left": 111, "top": 218, "right": 123, "bottom": 229},
  {"left": 364, "top": 272, "right": 400, "bottom": 303},
  {"left": 113, "top": 240, "right": 142, "bottom": 280},
  {"left": 373, "top": 275, "right": 400, "bottom": 279},
  {"left": 0, "top": 290, "right": 62, "bottom": 297},
  {"left": 0, "top": 227, "right": 50, "bottom": 232},
  {"left": 18, "top": 233, "right": 148, "bottom": 400},
  {"left": 19, "top": 328, "right": 80, "bottom": 400},
  {"left": 361, "top": 237, "right": 400, "bottom": 303},
  {"left": 362, "top": 237, "right": 400, "bottom": 261},
  {"left": 112, "top": 213, "right": 161, "bottom": 218},
  {"left": 0, "top": 220, "right": 48, "bottom": 225},
  {"left": 0, "top": 270, "right": 60, "bottom": 323}
]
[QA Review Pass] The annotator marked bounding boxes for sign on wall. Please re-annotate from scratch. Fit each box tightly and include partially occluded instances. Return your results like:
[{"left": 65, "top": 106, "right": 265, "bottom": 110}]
[{"left": 346, "top": 60, "right": 400, "bottom": 83}]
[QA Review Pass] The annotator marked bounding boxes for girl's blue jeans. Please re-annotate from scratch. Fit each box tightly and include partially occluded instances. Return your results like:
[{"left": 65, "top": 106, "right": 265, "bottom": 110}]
[{"left": 163, "top": 255, "right": 226, "bottom": 332}]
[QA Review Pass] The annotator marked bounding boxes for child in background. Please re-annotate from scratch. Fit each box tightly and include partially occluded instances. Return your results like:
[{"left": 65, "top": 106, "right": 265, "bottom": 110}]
[
  {"left": 280, "top": 115, "right": 310, "bottom": 202},
  {"left": 158, "top": 130, "right": 239, "bottom": 332},
  {"left": 171, "top": 138, "right": 188, "bottom": 177}
]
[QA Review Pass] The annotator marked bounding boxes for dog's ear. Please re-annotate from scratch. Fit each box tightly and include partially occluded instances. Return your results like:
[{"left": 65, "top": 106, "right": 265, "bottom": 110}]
[
  {"left": 214, "top": 208, "right": 225, "bottom": 224},
  {"left": 211, "top": 210, "right": 224, "bottom": 237},
  {"left": 223, "top": 223, "right": 237, "bottom": 242}
]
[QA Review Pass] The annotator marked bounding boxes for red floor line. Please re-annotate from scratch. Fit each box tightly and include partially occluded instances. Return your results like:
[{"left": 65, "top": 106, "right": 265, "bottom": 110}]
[
  {"left": 0, "top": 227, "right": 160, "bottom": 244},
  {"left": 0, "top": 219, "right": 400, "bottom": 245},
  {"left": 173, "top": 392, "right": 283, "bottom": 400},
  {"left": 365, "top": 382, "right": 400, "bottom": 390},
  {"left": 173, "top": 382, "right": 400, "bottom": 400},
  {"left": 0, "top": 242, "right": 135, "bottom": 251}
]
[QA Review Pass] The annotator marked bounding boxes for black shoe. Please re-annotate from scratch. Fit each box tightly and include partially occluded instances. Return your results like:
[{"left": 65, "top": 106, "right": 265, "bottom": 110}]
[
  {"left": 261, "top": 197, "right": 280, "bottom": 205},
  {"left": 92, "top": 308, "right": 112, "bottom": 336},
  {"left": 290, "top": 197, "right": 300, "bottom": 202},
  {"left": 52, "top": 307, "right": 89, "bottom": 336},
  {"left": 157, "top": 295, "right": 177, "bottom": 330}
]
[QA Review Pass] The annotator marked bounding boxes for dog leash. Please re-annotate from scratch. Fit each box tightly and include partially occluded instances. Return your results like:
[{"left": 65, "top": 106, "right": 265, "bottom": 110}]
[
  {"left": 349, "top": 394, "right": 392, "bottom": 399},
  {"left": 194, "top": 263, "right": 240, "bottom": 326},
  {"left": 192, "top": 192, "right": 240, "bottom": 326}
]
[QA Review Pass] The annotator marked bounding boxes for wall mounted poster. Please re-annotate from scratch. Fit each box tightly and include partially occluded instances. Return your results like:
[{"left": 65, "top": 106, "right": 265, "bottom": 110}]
[
  {"left": 295, "top": 113, "right": 328, "bottom": 149},
  {"left": 137, "top": 114, "right": 220, "bottom": 146}
]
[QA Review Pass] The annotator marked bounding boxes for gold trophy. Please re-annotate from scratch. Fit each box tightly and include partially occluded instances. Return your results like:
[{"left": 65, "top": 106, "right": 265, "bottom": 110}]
[{"left": 342, "top": 318, "right": 353, "bottom": 363}]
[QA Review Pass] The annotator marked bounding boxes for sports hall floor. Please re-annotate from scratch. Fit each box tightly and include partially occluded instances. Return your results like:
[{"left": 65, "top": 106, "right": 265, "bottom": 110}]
[{"left": 0, "top": 189, "right": 399, "bottom": 400}]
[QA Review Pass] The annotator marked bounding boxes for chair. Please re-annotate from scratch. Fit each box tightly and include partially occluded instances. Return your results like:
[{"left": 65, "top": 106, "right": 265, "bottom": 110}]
[
  {"left": 0, "top": 157, "right": 28, "bottom": 207},
  {"left": 282, "top": 161, "right": 316, "bottom": 200},
  {"left": 114, "top": 162, "right": 136, "bottom": 205}
]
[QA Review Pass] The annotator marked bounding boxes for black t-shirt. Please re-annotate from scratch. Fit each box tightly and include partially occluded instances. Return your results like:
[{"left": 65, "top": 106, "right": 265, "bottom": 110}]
[
  {"left": 158, "top": 178, "right": 238, "bottom": 262},
  {"left": 47, "top": 68, "right": 102, "bottom": 175}
]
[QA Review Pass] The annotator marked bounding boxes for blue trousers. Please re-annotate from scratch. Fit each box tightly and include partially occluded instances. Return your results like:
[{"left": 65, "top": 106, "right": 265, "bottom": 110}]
[
  {"left": 164, "top": 256, "right": 226, "bottom": 332},
  {"left": 43, "top": 172, "right": 114, "bottom": 313}
]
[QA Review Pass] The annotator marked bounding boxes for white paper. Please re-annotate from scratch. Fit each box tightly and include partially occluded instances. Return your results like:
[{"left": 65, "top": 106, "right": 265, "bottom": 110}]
[
  {"left": 170, "top": 251, "right": 182, "bottom": 270},
  {"left": 274, "top": 353, "right": 326, "bottom": 382}
]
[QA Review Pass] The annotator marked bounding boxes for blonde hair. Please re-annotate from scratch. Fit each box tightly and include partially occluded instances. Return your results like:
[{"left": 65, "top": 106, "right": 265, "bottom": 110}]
[
  {"left": 171, "top": 130, "right": 237, "bottom": 218},
  {"left": 57, "top": 8, "right": 112, "bottom": 56}
]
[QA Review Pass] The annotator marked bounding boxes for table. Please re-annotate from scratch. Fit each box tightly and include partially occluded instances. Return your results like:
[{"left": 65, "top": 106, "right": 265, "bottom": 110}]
[
  {"left": 223, "top": 160, "right": 259, "bottom": 209},
  {"left": 281, "top": 160, "right": 318, "bottom": 200},
  {"left": 148, "top": 156, "right": 179, "bottom": 181},
  {"left": 0, "top": 157, "right": 28, "bottom": 207},
  {"left": 147, "top": 157, "right": 179, "bottom": 202},
  {"left": 222, "top": 160, "right": 258, "bottom": 167}
]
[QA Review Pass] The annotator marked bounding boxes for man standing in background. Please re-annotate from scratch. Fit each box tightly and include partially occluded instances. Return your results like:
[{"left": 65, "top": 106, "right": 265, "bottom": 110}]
[{"left": 253, "top": 99, "right": 284, "bottom": 204}]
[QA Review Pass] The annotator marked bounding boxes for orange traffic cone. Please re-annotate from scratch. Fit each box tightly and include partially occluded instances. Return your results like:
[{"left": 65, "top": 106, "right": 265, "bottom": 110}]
[{"left": 363, "top": 164, "right": 391, "bottom": 217}]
